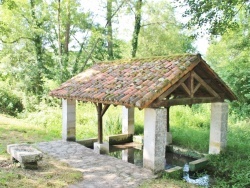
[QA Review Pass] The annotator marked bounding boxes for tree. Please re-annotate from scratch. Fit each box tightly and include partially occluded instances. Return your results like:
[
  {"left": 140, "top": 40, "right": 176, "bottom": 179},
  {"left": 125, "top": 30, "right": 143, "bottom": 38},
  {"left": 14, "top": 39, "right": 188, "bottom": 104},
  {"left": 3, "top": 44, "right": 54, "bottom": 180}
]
[
  {"left": 177, "top": 0, "right": 250, "bottom": 35},
  {"left": 0, "top": 0, "right": 49, "bottom": 98},
  {"left": 136, "top": 1, "right": 194, "bottom": 57},
  {"left": 131, "top": 0, "right": 142, "bottom": 57},
  {"left": 206, "top": 13, "right": 250, "bottom": 117},
  {"left": 107, "top": 0, "right": 114, "bottom": 60},
  {"left": 0, "top": 0, "right": 93, "bottom": 98}
]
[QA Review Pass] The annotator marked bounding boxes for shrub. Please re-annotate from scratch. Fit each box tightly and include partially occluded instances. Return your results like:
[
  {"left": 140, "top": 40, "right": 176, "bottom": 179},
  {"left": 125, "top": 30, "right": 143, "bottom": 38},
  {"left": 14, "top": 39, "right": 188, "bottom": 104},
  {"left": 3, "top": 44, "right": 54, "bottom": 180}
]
[{"left": 0, "top": 88, "right": 23, "bottom": 116}]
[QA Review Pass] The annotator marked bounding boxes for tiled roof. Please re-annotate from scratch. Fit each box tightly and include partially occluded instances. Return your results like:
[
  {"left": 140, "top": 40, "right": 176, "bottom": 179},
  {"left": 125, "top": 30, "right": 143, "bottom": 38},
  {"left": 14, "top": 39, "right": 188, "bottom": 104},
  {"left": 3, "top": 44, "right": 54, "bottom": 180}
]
[{"left": 49, "top": 54, "right": 232, "bottom": 108}]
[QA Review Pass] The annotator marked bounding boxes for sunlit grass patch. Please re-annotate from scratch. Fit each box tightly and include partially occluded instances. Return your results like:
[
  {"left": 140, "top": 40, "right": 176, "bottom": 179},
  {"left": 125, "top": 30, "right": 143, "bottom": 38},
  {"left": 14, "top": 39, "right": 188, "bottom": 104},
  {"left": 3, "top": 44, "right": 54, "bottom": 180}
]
[
  {"left": 0, "top": 114, "right": 82, "bottom": 188},
  {"left": 0, "top": 155, "right": 83, "bottom": 188}
]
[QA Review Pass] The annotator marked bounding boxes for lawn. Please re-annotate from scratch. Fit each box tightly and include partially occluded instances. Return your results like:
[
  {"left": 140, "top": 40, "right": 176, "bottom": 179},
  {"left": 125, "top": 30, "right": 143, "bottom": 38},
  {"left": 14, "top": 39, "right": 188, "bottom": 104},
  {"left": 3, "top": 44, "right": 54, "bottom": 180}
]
[
  {"left": 0, "top": 114, "right": 83, "bottom": 188},
  {"left": 1, "top": 102, "right": 249, "bottom": 187}
]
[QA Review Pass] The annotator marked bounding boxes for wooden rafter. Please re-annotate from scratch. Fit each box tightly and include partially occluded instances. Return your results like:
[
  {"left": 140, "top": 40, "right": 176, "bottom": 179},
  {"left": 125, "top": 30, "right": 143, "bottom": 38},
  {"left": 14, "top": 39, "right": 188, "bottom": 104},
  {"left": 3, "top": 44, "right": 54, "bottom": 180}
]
[
  {"left": 193, "top": 83, "right": 201, "bottom": 94},
  {"left": 150, "top": 97, "right": 223, "bottom": 108},
  {"left": 158, "top": 73, "right": 191, "bottom": 100},
  {"left": 193, "top": 72, "right": 220, "bottom": 97},
  {"left": 151, "top": 70, "right": 223, "bottom": 108},
  {"left": 181, "top": 83, "right": 191, "bottom": 96}
]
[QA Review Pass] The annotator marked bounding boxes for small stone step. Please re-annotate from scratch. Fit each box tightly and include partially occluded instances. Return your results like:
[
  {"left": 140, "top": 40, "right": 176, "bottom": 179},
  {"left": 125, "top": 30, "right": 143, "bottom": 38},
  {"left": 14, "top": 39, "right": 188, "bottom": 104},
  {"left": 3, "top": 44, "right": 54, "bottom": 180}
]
[{"left": 7, "top": 143, "right": 43, "bottom": 169}]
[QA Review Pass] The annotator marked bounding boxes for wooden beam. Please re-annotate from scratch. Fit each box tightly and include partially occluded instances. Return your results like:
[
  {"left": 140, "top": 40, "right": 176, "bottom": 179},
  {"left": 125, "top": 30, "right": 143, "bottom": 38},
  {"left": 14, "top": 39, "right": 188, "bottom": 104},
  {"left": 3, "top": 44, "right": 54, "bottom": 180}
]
[
  {"left": 193, "top": 83, "right": 201, "bottom": 94},
  {"left": 181, "top": 83, "right": 191, "bottom": 96},
  {"left": 150, "top": 97, "right": 223, "bottom": 108},
  {"left": 193, "top": 72, "right": 220, "bottom": 97},
  {"left": 101, "top": 104, "right": 110, "bottom": 117},
  {"left": 96, "top": 103, "right": 103, "bottom": 144},
  {"left": 94, "top": 103, "right": 110, "bottom": 144},
  {"left": 190, "top": 71, "right": 194, "bottom": 97},
  {"left": 158, "top": 73, "right": 191, "bottom": 100},
  {"left": 166, "top": 107, "right": 170, "bottom": 132}
]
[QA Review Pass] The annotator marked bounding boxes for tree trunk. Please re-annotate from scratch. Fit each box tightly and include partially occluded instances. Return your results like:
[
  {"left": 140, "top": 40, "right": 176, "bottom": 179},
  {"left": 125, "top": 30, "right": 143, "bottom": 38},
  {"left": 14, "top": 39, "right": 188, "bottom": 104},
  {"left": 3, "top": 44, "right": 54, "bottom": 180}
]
[
  {"left": 131, "top": 0, "right": 142, "bottom": 58},
  {"left": 107, "top": 0, "right": 114, "bottom": 60},
  {"left": 58, "top": 0, "right": 63, "bottom": 82},
  {"left": 64, "top": 0, "right": 70, "bottom": 56},
  {"left": 30, "top": 0, "right": 44, "bottom": 98}
]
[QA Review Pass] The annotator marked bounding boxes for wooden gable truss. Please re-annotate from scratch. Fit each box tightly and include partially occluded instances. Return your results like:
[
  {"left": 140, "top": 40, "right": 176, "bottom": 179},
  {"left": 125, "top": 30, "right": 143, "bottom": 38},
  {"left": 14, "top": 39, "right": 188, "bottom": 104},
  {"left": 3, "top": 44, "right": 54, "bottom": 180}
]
[{"left": 150, "top": 63, "right": 231, "bottom": 108}]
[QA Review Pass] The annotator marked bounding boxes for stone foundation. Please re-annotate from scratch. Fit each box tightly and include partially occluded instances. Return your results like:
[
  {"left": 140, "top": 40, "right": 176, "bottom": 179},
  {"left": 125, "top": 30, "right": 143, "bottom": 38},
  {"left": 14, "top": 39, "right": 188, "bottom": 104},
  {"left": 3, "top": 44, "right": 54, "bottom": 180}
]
[{"left": 94, "top": 142, "right": 109, "bottom": 154}]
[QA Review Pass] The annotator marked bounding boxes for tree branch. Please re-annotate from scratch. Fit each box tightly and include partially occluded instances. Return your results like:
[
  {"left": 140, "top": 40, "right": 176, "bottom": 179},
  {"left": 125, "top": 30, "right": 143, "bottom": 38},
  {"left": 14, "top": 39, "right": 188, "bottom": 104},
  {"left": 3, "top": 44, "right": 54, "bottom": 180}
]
[
  {"left": 0, "top": 37, "right": 33, "bottom": 43},
  {"left": 80, "top": 0, "right": 128, "bottom": 70},
  {"left": 141, "top": 21, "right": 174, "bottom": 27}
]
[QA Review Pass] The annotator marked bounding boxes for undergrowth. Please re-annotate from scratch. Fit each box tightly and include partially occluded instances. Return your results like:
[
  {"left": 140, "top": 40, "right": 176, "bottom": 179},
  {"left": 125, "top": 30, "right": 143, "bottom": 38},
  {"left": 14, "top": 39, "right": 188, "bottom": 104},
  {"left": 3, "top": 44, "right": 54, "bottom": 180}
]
[{"left": 10, "top": 102, "right": 250, "bottom": 187}]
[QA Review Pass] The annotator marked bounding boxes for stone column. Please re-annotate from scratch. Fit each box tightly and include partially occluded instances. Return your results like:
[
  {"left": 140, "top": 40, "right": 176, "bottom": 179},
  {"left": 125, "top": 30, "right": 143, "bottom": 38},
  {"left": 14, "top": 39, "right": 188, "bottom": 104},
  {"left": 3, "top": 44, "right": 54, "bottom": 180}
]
[
  {"left": 166, "top": 107, "right": 172, "bottom": 145},
  {"left": 122, "top": 148, "right": 134, "bottom": 163},
  {"left": 209, "top": 102, "right": 228, "bottom": 154},
  {"left": 122, "top": 107, "right": 134, "bottom": 134},
  {"left": 62, "top": 99, "right": 76, "bottom": 141},
  {"left": 143, "top": 108, "right": 166, "bottom": 173}
]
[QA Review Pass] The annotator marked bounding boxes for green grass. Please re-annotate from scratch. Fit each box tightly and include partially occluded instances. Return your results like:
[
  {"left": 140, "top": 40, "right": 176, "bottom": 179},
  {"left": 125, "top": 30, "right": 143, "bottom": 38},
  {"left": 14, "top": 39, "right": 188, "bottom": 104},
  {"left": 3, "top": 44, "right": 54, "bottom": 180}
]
[
  {"left": 207, "top": 119, "right": 250, "bottom": 187},
  {"left": 169, "top": 104, "right": 210, "bottom": 153},
  {"left": 140, "top": 178, "right": 199, "bottom": 188},
  {"left": 0, "top": 114, "right": 83, "bottom": 188},
  {"left": 2, "top": 102, "right": 249, "bottom": 187}
]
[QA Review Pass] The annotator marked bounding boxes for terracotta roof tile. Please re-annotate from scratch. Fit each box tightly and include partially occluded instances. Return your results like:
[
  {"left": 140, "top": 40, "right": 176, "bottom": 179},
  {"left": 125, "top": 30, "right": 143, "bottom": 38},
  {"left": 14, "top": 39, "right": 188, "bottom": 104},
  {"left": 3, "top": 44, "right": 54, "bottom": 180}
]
[{"left": 50, "top": 54, "right": 208, "bottom": 108}]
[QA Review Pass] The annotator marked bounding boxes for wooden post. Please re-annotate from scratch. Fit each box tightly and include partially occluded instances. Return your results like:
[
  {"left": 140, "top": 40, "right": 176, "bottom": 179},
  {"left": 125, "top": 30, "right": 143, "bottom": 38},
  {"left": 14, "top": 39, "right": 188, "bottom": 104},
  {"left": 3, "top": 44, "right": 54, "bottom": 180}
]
[
  {"left": 95, "top": 103, "right": 110, "bottom": 144},
  {"left": 97, "top": 103, "right": 103, "bottom": 144},
  {"left": 166, "top": 107, "right": 170, "bottom": 132}
]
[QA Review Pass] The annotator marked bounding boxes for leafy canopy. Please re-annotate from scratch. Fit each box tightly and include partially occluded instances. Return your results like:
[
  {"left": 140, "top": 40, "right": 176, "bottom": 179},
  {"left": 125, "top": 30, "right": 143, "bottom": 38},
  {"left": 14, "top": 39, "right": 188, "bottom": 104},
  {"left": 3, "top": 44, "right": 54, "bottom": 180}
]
[{"left": 178, "top": 0, "right": 250, "bottom": 35}]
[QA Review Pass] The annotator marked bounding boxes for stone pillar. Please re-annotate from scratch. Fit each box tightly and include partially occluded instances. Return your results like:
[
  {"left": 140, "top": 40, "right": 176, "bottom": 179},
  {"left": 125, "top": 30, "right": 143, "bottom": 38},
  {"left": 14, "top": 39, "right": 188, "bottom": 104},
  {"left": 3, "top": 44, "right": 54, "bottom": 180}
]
[
  {"left": 94, "top": 142, "right": 109, "bottom": 154},
  {"left": 143, "top": 108, "right": 166, "bottom": 173},
  {"left": 122, "top": 107, "right": 134, "bottom": 134},
  {"left": 122, "top": 148, "right": 134, "bottom": 163},
  {"left": 62, "top": 99, "right": 76, "bottom": 141},
  {"left": 209, "top": 102, "right": 228, "bottom": 154}
]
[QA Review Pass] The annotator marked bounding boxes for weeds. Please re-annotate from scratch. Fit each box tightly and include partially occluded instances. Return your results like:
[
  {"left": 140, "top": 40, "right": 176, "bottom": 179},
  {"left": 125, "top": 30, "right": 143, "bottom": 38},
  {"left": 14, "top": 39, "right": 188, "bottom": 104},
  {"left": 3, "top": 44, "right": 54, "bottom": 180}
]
[{"left": 2, "top": 101, "right": 249, "bottom": 187}]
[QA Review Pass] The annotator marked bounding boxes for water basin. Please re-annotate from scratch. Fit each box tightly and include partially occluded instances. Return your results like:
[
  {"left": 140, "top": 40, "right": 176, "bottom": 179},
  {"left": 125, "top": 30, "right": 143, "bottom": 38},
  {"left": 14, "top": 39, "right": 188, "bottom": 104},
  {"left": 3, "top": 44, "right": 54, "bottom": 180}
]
[{"left": 108, "top": 143, "right": 210, "bottom": 187}]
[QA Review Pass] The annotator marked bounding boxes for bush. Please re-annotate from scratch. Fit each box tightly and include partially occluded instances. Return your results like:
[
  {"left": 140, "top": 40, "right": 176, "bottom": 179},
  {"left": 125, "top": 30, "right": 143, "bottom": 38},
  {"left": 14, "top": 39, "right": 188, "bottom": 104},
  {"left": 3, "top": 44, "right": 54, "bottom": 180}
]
[{"left": 0, "top": 88, "right": 23, "bottom": 116}]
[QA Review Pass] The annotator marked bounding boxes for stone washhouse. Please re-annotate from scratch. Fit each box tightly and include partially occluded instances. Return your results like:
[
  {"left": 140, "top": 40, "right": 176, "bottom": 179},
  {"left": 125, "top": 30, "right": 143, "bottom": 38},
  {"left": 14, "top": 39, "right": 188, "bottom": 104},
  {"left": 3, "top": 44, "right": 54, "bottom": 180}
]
[{"left": 50, "top": 54, "right": 236, "bottom": 173}]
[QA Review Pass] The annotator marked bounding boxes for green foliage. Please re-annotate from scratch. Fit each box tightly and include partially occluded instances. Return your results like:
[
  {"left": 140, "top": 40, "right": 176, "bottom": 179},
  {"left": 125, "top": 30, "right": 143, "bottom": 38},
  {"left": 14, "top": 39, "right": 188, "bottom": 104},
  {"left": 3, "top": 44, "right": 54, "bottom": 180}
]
[
  {"left": 137, "top": 1, "right": 194, "bottom": 57},
  {"left": 0, "top": 84, "right": 23, "bottom": 116},
  {"left": 170, "top": 104, "right": 210, "bottom": 153},
  {"left": 178, "top": 0, "right": 250, "bottom": 35},
  {"left": 207, "top": 120, "right": 250, "bottom": 187},
  {"left": 207, "top": 15, "right": 250, "bottom": 118},
  {"left": 24, "top": 103, "right": 61, "bottom": 138}
]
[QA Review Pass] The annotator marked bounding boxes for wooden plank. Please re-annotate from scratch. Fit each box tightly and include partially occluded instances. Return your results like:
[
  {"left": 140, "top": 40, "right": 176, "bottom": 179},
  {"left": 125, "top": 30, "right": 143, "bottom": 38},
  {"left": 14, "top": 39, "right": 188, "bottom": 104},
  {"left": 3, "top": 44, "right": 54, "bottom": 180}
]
[
  {"left": 193, "top": 72, "right": 220, "bottom": 97},
  {"left": 190, "top": 71, "right": 194, "bottom": 97},
  {"left": 158, "top": 73, "right": 191, "bottom": 100},
  {"left": 150, "top": 97, "right": 223, "bottom": 107},
  {"left": 193, "top": 83, "right": 201, "bottom": 94},
  {"left": 181, "top": 83, "right": 191, "bottom": 96}
]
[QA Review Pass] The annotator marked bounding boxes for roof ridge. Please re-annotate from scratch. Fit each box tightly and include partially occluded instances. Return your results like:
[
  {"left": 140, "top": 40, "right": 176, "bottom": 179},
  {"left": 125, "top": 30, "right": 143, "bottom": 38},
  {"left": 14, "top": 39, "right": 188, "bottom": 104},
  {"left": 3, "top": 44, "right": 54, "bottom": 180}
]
[{"left": 96, "top": 53, "right": 200, "bottom": 65}]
